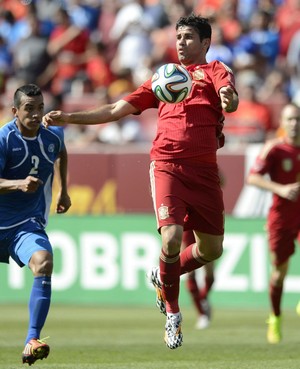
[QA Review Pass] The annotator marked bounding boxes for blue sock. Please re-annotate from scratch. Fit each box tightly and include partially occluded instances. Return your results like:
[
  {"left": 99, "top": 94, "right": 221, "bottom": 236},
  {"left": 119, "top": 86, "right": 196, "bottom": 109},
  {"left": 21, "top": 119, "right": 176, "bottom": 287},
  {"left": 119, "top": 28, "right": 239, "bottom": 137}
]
[{"left": 25, "top": 276, "right": 51, "bottom": 344}]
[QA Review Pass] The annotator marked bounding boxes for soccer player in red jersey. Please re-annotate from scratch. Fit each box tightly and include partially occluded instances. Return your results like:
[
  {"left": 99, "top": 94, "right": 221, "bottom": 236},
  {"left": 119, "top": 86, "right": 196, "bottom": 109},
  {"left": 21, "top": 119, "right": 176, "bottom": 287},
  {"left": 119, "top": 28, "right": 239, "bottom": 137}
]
[
  {"left": 247, "top": 103, "right": 300, "bottom": 344},
  {"left": 43, "top": 14, "right": 239, "bottom": 349}
]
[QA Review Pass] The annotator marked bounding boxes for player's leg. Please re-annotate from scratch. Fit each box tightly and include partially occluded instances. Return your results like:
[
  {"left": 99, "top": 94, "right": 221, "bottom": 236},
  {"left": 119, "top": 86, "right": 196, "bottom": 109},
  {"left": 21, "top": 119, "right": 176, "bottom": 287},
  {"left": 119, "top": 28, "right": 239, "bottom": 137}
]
[
  {"left": 267, "top": 256, "right": 288, "bottom": 344},
  {"left": 181, "top": 230, "right": 206, "bottom": 326},
  {"left": 10, "top": 223, "right": 52, "bottom": 364},
  {"left": 179, "top": 169, "right": 224, "bottom": 276},
  {"left": 195, "top": 262, "right": 214, "bottom": 329},
  {"left": 180, "top": 231, "right": 223, "bottom": 274},
  {"left": 26, "top": 250, "right": 53, "bottom": 343},
  {"left": 148, "top": 161, "right": 185, "bottom": 349},
  {"left": 266, "top": 228, "right": 295, "bottom": 344},
  {"left": 159, "top": 224, "right": 183, "bottom": 349},
  {"left": 201, "top": 262, "right": 215, "bottom": 301}
]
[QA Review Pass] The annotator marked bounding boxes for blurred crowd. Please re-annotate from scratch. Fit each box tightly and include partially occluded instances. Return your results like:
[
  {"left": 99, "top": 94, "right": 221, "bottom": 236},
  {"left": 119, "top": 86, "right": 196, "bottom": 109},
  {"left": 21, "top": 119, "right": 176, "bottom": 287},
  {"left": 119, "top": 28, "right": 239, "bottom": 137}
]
[{"left": 0, "top": 0, "right": 300, "bottom": 148}]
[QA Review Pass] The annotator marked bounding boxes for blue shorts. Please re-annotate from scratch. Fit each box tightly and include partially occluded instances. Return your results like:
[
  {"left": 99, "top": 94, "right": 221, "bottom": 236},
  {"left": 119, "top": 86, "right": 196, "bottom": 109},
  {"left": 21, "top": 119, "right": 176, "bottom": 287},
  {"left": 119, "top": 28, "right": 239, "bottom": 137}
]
[{"left": 0, "top": 219, "right": 52, "bottom": 267}]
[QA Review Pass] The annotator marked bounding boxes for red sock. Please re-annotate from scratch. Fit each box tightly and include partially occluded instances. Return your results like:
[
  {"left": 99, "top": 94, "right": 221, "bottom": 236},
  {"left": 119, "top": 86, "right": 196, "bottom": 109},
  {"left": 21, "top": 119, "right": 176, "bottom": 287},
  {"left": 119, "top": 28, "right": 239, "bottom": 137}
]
[
  {"left": 270, "top": 282, "right": 283, "bottom": 316},
  {"left": 200, "top": 275, "right": 215, "bottom": 300},
  {"left": 159, "top": 249, "right": 180, "bottom": 313},
  {"left": 180, "top": 243, "right": 207, "bottom": 275},
  {"left": 186, "top": 274, "right": 203, "bottom": 315}
]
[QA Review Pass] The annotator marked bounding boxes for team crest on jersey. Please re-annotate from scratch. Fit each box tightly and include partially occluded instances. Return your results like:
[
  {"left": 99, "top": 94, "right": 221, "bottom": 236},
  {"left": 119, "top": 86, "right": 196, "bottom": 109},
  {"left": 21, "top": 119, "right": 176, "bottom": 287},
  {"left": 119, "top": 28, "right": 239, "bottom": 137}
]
[
  {"left": 192, "top": 69, "right": 205, "bottom": 81},
  {"left": 158, "top": 205, "right": 169, "bottom": 220},
  {"left": 282, "top": 159, "right": 293, "bottom": 172},
  {"left": 48, "top": 144, "right": 55, "bottom": 153}
]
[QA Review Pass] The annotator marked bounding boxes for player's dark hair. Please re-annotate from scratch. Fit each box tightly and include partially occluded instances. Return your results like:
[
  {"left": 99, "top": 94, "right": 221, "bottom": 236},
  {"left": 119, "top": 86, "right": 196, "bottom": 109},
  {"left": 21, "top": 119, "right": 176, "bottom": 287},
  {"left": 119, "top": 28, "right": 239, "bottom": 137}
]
[
  {"left": 176, "top": 13, "right": 212, "bottom": 42},
  {"left": 13, "top": 84, "right": 42, "bottom": 108}
]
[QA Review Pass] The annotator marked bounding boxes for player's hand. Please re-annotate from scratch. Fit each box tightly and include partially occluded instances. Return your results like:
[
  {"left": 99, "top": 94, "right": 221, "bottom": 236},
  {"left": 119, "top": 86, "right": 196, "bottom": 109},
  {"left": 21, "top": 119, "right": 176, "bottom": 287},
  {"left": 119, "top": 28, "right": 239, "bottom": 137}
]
[
  {"left": 56, "top": 192, "right": 72, "bottom": 213},
  {"left": 219, "top": 86, "right": 235, "bottom": 112},
  {"left": 20, "top": 176, "right": 43, "bottom": 193},
  {"left": 279, "top": 182, "right": 300, "bottom": 201},
  {"left": 42, "top": 110, "right": 68, "bottom": 128}
]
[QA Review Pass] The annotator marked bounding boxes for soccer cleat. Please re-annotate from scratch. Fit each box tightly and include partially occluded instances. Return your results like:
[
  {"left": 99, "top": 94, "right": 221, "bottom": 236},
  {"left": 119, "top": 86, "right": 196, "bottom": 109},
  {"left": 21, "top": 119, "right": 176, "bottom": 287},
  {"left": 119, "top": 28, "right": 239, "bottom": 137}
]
[
  {"left": 296, "top": 301, "right": 300, "bottom": 316},
  {"left": 195, "top": 314, "right": 210, "bottom": 330},
  {"left": 195, "top": 297, "right": 212, "bottom": 329},
  {"left": 22, "top": 338, "right": 50, "bottom": 366},
  {"left": 266, "top": 314, "right": 282, "bottom": 344},
  {"left": 148, "top": 267, "right": 166, "bottom": 315},
  {"left": 164, "top": 313, "right": 183, "bottom": 349}
]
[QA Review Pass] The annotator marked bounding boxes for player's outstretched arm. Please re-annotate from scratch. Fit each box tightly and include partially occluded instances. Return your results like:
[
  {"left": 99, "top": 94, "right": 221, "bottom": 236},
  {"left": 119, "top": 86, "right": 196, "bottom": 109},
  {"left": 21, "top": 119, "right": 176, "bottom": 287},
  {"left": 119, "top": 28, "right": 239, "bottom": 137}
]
[{"left": 42, "top": 100, "right": 139, "bottom": 128}]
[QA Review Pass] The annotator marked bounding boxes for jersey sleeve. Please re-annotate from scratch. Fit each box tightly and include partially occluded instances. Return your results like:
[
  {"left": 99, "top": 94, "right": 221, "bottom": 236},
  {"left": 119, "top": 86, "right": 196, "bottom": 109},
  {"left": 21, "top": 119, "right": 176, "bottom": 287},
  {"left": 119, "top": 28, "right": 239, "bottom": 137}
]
[
  {"left": 249, "top": 142, "right": 277, "bottom": 176},
  {"left": 123, "top": 79, "right": 159, "bottom": 112},
  {"left": 212, "top": 61, "right": 237, "bottom": 94},
  {"left": 48, "top": 126, "right": 65, "bottom": 152}
]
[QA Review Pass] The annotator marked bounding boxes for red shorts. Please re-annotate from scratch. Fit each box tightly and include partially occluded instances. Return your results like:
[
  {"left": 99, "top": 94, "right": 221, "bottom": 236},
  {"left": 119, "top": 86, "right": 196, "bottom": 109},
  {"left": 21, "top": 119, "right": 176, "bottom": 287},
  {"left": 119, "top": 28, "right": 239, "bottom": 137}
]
[
  {"left": 149, "top": 160, "right": 224, "bottom": 235},
  {"left": 267, "top": 223, "right": 300, "bottom": 265}
]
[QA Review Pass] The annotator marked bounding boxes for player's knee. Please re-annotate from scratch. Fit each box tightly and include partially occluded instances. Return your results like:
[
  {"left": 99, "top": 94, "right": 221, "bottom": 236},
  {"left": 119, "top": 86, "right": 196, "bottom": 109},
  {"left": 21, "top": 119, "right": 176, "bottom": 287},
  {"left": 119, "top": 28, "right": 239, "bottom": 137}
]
[
  {"left": 30, "top": 252, "right": 53, "bottom": 276},
  {"left": 207, "top": 244, "right": 223, "bottom": 262},
  {"left": 161, "top": 226, "right": 182, "bottom": 255}
]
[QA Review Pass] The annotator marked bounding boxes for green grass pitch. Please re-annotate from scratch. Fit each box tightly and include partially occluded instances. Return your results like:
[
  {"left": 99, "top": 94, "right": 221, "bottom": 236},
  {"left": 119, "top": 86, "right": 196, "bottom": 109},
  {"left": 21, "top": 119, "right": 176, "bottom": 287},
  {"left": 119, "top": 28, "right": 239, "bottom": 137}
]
[{"left": 0, "top": 304, "right": 299, "bottom": 369}]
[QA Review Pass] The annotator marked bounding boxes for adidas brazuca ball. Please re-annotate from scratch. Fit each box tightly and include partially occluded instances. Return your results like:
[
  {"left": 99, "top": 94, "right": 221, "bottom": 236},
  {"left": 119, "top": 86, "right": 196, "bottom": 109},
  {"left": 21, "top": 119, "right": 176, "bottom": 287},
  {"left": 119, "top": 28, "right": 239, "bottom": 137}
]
[{"left": 151, "top": 63, "right": 193, "bottom": 104}]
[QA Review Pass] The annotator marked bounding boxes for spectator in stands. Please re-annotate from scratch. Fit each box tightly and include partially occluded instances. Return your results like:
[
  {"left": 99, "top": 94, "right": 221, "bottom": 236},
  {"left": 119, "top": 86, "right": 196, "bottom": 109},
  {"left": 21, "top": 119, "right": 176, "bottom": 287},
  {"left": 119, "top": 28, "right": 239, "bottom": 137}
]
[
  {"left": 0, "top": 34, "right": 12, "bottom": 93},
  {"left": 150, "top": 2, "right": 191, "bottom": 68},
  {"left": 216, "top": 0, "right": 242, "bottom": 45},
  {"left": 258, "top": 68, "right": 290, "bottom": 131},
  {"left": 223, "top": 70, "right": 273, "bottom": 143},
  {"left": 247, "top": 9, "right": 279, "bottom": 68},
  {"left": 286, "top": 28, "right": 300, "bottom": 100},
  {"left": 45, "top": 8, "right": 89, "bottom": 96},
  {"left": 109, "top": 0, "right": 155, "bottom": 85},
  {"left": 84, "top": 36, "right": 114, "bottom": 91},
  {"left": 11, "top": 10, "right": 51, "bottom": 87},
  {"left": 206, "top": 22, "right": 234, "bottom": 67},
  {"left": 276, "top": 0, "right": 300, "bottom": 57}
]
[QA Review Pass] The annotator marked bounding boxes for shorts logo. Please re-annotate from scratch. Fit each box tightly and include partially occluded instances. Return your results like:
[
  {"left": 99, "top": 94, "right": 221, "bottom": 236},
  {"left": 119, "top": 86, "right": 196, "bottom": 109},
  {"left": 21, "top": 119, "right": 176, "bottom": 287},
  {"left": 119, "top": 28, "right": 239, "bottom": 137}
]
[{"left": 158, "top": 205, "right": 169, "bottom": 220}]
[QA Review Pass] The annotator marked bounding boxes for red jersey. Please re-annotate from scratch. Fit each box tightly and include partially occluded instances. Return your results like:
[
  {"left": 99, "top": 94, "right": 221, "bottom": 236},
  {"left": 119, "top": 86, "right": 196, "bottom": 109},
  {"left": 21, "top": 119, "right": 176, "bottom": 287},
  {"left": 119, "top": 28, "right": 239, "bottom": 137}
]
[
  {"left": 123, "top": 61, "right": 236, "bottom": 162},
  {"left": 250, "top": 138, "right": 300, "bottom": 229}
]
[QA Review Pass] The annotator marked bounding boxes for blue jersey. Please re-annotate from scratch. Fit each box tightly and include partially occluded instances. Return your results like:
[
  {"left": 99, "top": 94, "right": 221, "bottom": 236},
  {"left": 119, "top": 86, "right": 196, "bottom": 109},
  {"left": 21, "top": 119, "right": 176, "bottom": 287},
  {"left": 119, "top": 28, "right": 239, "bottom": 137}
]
[{"left": 0, "top": 119, "right": 65, "bottom": 229}]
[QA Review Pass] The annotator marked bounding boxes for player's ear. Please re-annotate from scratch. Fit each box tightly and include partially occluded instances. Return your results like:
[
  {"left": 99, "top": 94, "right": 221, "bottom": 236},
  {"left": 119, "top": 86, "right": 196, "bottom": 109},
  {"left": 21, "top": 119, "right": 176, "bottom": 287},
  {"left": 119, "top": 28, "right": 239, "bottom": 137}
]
[{"left": 12, "top": 107, "right": 18, "bottom": 116}]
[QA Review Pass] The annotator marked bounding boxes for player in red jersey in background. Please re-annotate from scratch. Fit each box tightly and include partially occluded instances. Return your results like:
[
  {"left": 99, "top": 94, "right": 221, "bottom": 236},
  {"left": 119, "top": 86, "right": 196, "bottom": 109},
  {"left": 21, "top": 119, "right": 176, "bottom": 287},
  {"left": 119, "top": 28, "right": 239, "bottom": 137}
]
[
  {"left": 43, "top": 14, "right": 239, "bottom": 349},
  {"left": 182, "top": 230, "right": 214, "bottom": 329},
  {"left": 247, "top": 103, "right": 300, "bottom": 344}
]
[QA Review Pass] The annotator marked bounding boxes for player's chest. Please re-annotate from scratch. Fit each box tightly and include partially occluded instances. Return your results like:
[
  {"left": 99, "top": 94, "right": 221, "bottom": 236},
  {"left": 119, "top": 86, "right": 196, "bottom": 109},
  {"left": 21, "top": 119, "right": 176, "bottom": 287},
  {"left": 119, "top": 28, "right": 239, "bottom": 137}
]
[
  {"left": 6, "top": 137, "right": 57, "bottom": 174},
  {"left": 273, "top": 151, "right": 300, "bottom": 181}
]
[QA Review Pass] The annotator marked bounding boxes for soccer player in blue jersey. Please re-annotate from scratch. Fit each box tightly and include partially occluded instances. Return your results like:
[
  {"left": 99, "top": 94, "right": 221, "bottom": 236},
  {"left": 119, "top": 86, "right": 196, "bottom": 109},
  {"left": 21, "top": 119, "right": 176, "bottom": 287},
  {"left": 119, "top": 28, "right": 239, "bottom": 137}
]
[{"left": 0, "top": 84, "right": 71, "bottom": 365}]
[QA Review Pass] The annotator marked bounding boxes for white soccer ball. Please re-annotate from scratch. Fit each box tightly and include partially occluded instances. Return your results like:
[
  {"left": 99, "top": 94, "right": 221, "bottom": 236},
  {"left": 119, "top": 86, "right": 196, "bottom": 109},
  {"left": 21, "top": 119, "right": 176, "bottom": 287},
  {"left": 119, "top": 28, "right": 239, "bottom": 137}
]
[{"left": 151, "top": 63, "right": 193, "bottom": 104}]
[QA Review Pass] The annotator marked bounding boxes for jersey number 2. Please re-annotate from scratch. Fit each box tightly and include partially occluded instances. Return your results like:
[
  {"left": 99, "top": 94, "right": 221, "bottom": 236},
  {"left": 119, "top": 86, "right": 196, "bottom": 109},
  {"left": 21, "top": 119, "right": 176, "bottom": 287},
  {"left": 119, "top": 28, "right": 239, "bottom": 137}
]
[{"left": 29, "top": 155, "right": 39, "bottom": 175}]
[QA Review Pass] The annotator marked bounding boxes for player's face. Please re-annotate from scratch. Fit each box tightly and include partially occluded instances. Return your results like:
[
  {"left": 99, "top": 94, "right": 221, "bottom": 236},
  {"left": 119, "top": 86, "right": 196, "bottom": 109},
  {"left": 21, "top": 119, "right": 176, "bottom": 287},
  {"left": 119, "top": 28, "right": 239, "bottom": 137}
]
[
  {"left": 281, "top": 106, "right": 300, "bottom": 142},
  {"left": 176, "top": 26, "right": 210, "bottom": 66},
  {"left": 13, "top": 95, "right": 44, "bottom": 137}
]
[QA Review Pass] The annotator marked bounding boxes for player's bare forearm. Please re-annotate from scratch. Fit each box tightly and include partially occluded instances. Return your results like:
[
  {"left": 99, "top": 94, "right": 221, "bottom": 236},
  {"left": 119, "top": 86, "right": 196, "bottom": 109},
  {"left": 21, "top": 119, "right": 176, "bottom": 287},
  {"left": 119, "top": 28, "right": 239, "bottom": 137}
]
[
  {"left": 225, "top": 92, "right": 239, "bottom": 113},
  {"left": 0, "top": 176, "right": 43, "bottom": 194},
  {"left": 247, "top": 173, "right": 300, "bottom": 200},
  {"left": 43, "top": 100, "right": 138, "bottom": 127},
  {"left": 54, "top": 148, "right": 72, "bottom": 213},
  {"left": 219, "top": 86, "right": 239, "bottom": 113}
]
